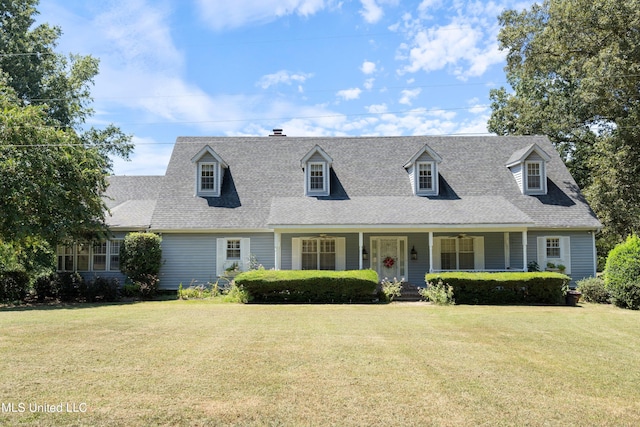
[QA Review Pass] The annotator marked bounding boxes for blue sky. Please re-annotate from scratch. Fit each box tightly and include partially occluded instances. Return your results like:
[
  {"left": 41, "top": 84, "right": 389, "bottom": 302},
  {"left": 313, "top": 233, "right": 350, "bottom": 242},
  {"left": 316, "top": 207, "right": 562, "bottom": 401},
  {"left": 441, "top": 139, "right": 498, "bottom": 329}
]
[{"left": 38, "top": 0, "right": 533, "bottom": 176}]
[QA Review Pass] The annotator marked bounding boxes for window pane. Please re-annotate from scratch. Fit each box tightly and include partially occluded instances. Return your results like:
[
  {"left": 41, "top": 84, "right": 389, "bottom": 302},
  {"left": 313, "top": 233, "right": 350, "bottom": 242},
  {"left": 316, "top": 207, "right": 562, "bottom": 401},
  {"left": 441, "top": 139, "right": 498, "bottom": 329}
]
[
  {"left": 546, "top": 238, "right": 561, "bottom": 258},
  {"left": 441, "top": 253, "right": 455, "bottom": 270},
  {"left": 93, "top": 242, "right": 107, "bottom": 271},
  {"left": 310, "top": 164, "right": 324, "bottom": 190},
  {"left": 226, "top": 239, "right": 241, "bottom": 260},
  {"left": 110, "top": 240, "right": 121, "bottom": 271},
  {"left": 527, "top": 163, "right": 541, "bottom": 189},
  {"left": 459, "top": 253, "right": 475, "bottom": 270},
  {"left": 319, "top": 239, "right": 336, "bottom": 270},
  {"left": 77, "top": 244, "right": 90, "bottom": 271},
  {"left": 418, "top": 163, "right": 432, "bottom": 190},
  {"left": 200, "top": 164, "right": 216, "bottom": 190},
  {"left": 302, "top": 240, "right": 318, "bottom": 270}
]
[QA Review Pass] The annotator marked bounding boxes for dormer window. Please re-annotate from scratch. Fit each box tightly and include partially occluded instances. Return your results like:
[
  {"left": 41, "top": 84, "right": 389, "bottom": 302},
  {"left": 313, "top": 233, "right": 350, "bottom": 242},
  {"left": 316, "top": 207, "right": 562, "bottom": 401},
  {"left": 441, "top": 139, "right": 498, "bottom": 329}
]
[
  {"left": 309, "top": 163, "right": 326, "bottom": 193},
  {"left": 199, "top": 163, "right": 216, "bottom": 192},
  {"left": 301, "top": 145, "right": 332, "bottom": 197},
  {"left": 417, "top": 161, "right": 435, "bottom": 192},
  {"left": 506, "top": 143, "right": 551, "bottom": 195},
  {"left": 404, "top": 144, "right": 442, "bottom": 196},
  {"left": 526, "top": 161, "right": 542, "bottom": 191},
  {"left": 191, "top": 145, "right": 228, "bottom": 197}
]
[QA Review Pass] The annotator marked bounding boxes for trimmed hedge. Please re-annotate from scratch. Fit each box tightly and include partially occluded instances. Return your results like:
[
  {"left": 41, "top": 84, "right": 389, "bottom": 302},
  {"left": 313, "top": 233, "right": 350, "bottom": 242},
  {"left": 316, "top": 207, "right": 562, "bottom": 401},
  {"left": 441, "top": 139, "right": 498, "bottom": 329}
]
[
  {"left": 425, "top": 272, "right": 570, "bottom": 305},
  {"left": 604, "top": 235, "right": 640, "bottom": 309},
  {"left": 0, "top": 270, "right": 30, "bottom": 302},
  {"left": 235, "top": 269, "right": 379, "bottom": 303}
]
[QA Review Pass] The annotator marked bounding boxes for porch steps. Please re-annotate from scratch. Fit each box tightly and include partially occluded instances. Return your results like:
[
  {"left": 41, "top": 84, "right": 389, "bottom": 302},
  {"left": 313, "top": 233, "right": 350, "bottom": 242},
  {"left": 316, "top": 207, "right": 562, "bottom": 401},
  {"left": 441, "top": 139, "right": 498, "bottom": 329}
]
[{"left": 394, "top": 282, "right": 424, "bottom": 302}]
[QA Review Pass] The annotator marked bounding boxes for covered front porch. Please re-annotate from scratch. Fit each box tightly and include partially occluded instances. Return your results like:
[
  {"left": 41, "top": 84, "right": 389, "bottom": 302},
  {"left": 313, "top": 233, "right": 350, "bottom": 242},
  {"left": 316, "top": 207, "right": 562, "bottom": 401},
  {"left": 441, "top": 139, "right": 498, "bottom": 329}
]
[{"left": 272, "top": 228, "right": 532, "bottom": 285}]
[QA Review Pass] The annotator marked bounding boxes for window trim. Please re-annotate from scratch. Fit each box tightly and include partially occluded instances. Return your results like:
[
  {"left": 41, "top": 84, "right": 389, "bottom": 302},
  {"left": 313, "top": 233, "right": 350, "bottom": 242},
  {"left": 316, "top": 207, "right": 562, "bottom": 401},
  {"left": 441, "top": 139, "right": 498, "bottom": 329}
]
[
  {"left": 197, "top": 161, "right": 219, "bottom": 196},
  {"left": 415, "top": 161, "right": 436, "bottom": 195},
  {"left": 524, "top": 160, "right": 546, "bottom": 194},
  {"left": 216, "top": 237, "right": 250, "bottom": 276},
  {"left": 301, "top": 238, "right": 336, "bottom": 270},
  {"left": 292, "top": 237, "right": 345, "bottom": 270},
  {"left": 57, "top": 240, "right": 123, "bottom": 273},
  {"left": 306, "top": 161, "right": 329, "bottom": 196},
  {"left": 432, "top": 236, "right": 485, "bottom": 271},
  {"left": 537, "top": 236, "right": 571, "bottom": 274}
]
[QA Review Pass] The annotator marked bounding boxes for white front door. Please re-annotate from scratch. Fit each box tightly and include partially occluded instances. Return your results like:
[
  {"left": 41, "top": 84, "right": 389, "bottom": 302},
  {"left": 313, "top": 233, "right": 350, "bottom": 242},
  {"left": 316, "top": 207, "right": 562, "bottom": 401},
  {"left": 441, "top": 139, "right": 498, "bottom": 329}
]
[{"left": 371, "top": 237, "right": 407, "bottom": 280}]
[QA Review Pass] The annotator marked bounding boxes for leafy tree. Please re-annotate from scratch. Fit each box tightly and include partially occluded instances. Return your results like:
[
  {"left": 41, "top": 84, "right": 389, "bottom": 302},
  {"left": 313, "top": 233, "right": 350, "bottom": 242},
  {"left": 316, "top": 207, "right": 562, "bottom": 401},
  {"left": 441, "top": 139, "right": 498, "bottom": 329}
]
[
  {"left": 0, "top": 0, "right": 133, "bottom": 246},
  {"left": 488, "top": 0, "right": 640, "bottom": 245}
]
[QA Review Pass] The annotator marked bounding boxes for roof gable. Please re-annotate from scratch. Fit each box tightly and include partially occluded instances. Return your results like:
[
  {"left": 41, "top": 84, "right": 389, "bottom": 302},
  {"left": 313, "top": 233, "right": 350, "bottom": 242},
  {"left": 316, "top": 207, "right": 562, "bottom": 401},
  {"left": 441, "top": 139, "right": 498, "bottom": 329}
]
[
  {"left": 506, "top": 143, "right": 551, "bottom": 168},
  {"left": 403, "top": 144, "right": 443, "bottom": 169},
  {"left": 300, "top": 144, "right": 333, "bottom": 168},
  {"left": 191, "top": 145, "right": 228, "bottom": 167}
]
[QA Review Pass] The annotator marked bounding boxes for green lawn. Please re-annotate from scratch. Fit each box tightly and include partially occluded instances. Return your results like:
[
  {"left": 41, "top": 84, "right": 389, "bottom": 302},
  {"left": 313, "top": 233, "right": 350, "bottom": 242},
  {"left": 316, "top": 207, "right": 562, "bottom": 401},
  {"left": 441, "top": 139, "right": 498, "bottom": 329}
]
[{"left": 1, "top": 301, "right": 639, "bottom": 426}]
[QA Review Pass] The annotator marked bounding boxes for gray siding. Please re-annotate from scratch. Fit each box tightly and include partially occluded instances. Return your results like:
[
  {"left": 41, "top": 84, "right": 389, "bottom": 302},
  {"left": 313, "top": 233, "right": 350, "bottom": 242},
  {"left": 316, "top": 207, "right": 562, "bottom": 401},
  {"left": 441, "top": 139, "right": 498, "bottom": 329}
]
[
  {"left": 159, "top": 233, "right": 274, "bottom": 289},
  {"left": 527, "top": 231, "right": 596, "bottom": 283}
]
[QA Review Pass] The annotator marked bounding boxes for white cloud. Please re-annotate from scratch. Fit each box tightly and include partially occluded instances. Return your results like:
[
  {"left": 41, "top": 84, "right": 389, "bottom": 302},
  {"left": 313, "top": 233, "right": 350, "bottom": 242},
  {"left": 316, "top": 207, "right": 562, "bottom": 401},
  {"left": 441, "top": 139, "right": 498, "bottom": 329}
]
[
  {"left": 395, "top": 2, "right": 508, "bottom": 79},
  {"left": 257, "top": 71, "right": 314, "bottom": 89},
  {"left": 366, "top": 103, "right": 388, "bottom": 114},
  {"left": 361, "top": 60, "right": 377, "bottom": 74},
  {"left": 196, "top": 0, "right": 334, "bottom": 30},
  {"left": 111, "top": 136, "right": 173, "bottom": 176},
  {"left": 363, "top": 78, "right": 375, "bottom": 90},
  {"left": 399, "top": 88, "right": 422, "bottom": 105},
  {"left": 360, "top": 0, "right": 384, "bottom": 23},
  {"left": 336, "top": 88, "right": 363, "bottom": 100}
]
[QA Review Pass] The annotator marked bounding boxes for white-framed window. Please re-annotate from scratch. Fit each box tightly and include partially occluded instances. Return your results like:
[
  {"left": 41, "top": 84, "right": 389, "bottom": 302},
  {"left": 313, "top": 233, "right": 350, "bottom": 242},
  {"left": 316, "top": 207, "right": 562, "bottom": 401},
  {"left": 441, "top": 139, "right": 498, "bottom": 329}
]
[
  {"left": 526, "top": 161, "right": 542, "bottom": 191},
  {"left": 433, "top": 236, "right": 485, "bottom": 271},
  {"left": 57, "top": 245, "right": 75, "bottom": 272},
  {"left": 537, "top": 236, "right": 571, "bottom": 274},
  {"left": 301, "top": 238, "right": 336, "bottom": 270},
  {"left": 93, "top": 242, "right": 107, "bottom": 271},
  {"left": 306, "top": 162, "right": 328, "bottom": 195},
  {"left": 546, "top": 238, "right": 561, "bottom": 259},
  {"left": 292, "top": 237, "right": 345, "bottom": 270},
  {"left": 109, "top": 240, "right": 122, "bottom": 271},
  {"left": 216, "top": 238, "right": 250, "bottom": 276},
  {"left": 198, "top": 162, "right": 217, "bottom": 194},
  {"left": 226, "top": 239, "right": 241, "bottom": 260},
  {"left": 57, "top": 240, "right": 123, "bottom": 272},
  {"left": 417, "top": 162, "right": 434, "bottom": 192}
]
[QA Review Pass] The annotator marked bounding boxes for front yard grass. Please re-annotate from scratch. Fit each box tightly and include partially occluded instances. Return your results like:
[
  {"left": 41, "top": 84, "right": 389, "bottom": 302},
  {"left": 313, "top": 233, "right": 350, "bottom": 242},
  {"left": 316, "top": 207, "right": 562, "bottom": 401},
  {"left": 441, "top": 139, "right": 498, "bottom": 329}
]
[{"left": 1, "top": 301, "right": 639, "bottom": 426}]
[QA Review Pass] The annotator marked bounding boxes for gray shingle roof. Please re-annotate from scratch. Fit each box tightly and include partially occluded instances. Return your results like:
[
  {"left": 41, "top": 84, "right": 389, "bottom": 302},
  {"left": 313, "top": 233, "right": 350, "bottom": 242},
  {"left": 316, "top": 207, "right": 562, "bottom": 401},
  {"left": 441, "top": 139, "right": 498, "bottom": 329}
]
[
  {"left": 104, "top": 176, "right": 163, "bottom": 229},
  {"left": 141, "top": 135, "right": 600, "bottom": 231}
]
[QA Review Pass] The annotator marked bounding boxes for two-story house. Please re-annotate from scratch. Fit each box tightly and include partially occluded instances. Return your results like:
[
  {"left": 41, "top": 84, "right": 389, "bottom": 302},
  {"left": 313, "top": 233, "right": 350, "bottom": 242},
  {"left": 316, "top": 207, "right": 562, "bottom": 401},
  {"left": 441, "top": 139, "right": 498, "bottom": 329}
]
[{"left": 59, "top": 133, "right": 601, "bottom": 288}]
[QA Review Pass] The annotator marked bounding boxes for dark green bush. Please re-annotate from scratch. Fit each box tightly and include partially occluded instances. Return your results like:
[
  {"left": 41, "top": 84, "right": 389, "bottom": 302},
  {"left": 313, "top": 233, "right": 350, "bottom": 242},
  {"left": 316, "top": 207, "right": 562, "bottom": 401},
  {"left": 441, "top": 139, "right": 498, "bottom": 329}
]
[
  {"left": 85, "top": 277, "right": 121, "bottom": 302},
  {"left": 604, "top": 235, "right": 640, "bottom": 310},
  {"left": 577, "top": 277, "right": 610, "bottom": 304},
  {"left": 235, "top": 269, "right": 379, "bottom": 303},
  {"left": 120, "top": 233, "right": 162, "bottom": 298},
  {"left": 0, "top": 270, "right": 30, "bottom": 302},
  {"left": 425, "top": 272, "right": 569, "bottom": 305},
  {"left": 57, "top": 272, "right": 85, "bottom": 302},
  {"left": 34, "top": 273, "right": 58, "bottom": 301}
]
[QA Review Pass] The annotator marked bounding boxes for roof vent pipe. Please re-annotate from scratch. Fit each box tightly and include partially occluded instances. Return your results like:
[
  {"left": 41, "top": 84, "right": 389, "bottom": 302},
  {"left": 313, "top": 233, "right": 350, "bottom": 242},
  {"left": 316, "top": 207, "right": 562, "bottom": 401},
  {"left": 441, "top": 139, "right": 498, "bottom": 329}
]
[{"left": 269, "top": 128, "right": 286, "bottom": 136}]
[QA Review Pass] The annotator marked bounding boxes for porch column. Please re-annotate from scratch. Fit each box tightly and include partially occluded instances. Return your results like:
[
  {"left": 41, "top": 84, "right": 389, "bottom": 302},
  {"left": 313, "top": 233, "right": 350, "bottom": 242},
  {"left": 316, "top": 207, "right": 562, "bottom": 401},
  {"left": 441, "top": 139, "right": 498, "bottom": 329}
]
[
  {"left": 274, "top": 231, "right": 281, "bottom": 270},
  {"left": 504, "top": 232, "right": 510, "bottom": 270},
  {"left": 522, "top": 230, "right": 528, "bottom": 272},
  {"left": 428, "top": 231, "right": 434, "bottom": 273},
  {"left": 358, "top": 232, "right": 364, "bottom": 270}
]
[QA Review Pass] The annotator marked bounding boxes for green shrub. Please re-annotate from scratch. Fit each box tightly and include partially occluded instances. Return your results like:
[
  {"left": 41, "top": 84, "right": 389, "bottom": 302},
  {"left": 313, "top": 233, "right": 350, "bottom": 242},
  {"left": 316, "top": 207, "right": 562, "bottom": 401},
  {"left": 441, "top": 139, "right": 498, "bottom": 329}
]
[
  {"left": 380, "top": 277, "right": 403, "bottom": 302},
  {"left": 425, "top": 272, "right": 569, "bottom": 305},
  {"left": 85, "top": 277, "right": 121, "bottom": 303},
  {"left": 419, "top": 280, "right": 454, "bottom": 305},
  {"left": 57, "top": 272, "right": 85, "bottom": 302},
  {"left": 604, "top": 235, "right": 640, "bottom": 310},
  {"left": 235, "top": 269, "right": 379, "bottom": 303},
  {"left": 0, "top": 270, "right": 30, "bottom": 302},
  {"left": 121, "top": 282, "right": 140, "bottom": 298},
  {"left": 120, "top": 233, "right": 162, "bottom": 298},
  {"left": 34, "top": 273, "right": 58, "bottom": 301},
  {"left": 577, "top": 277, "right": 610, "bottom": 304}
]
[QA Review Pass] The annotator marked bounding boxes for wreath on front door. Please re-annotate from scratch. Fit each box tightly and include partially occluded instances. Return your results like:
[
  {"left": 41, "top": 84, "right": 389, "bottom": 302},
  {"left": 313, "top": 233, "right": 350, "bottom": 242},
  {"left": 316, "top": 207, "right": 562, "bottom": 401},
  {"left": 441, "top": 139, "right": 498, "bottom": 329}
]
[{"left": 383, "top": 256, "right": 395, "bottom": 268}]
